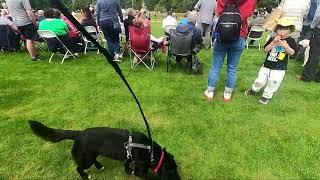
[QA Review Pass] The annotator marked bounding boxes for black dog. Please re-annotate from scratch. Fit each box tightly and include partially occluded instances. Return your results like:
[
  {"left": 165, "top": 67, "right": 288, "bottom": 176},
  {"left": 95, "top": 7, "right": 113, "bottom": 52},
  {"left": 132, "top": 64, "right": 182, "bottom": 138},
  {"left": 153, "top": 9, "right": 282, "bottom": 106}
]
[{"left": 29, "top": 121, "right": 180, "bottom": 180}]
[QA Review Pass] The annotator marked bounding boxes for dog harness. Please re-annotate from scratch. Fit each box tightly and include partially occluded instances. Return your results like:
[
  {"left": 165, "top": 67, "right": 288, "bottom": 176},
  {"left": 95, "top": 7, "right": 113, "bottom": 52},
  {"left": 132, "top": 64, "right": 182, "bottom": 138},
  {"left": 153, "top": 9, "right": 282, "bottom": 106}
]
[
  {"left": 124, "top": 132, "right": 153, "bottom": 159},
  {"left": 124, "top": 132, "right": 161, "bottom": 174}
]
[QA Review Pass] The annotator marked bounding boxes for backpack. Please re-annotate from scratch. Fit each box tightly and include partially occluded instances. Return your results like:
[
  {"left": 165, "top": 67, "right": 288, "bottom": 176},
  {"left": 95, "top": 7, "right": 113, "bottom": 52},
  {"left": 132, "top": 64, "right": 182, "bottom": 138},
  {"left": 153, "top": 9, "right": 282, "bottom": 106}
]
[{"left": 215, "top": 0, "right": 242, "bottom": 42}]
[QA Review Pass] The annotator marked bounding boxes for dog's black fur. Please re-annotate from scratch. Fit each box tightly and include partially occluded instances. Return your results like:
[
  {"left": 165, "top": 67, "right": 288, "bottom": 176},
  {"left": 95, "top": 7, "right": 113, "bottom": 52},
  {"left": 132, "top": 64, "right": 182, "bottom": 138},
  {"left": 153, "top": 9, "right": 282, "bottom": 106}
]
[{"left": 29, "top": 121, "right": 180, "bottom": 180}]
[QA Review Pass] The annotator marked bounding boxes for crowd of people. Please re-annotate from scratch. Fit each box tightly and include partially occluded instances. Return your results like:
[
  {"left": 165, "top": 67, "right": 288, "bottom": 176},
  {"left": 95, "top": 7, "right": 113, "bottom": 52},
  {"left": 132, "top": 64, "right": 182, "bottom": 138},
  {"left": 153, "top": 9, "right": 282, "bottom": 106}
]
[
  {"left": 0, "top": 0, "right": 319, "bottom": 105},
  {"left": 203, "top": 0, "right": 320, "bottom": 105}
]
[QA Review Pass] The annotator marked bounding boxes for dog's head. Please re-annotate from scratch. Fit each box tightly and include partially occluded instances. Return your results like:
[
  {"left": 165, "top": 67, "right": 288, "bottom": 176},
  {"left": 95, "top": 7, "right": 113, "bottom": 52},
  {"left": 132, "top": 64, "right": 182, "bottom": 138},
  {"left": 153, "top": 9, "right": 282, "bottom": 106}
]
[
  {"left": 157, "top": 149, "right": 180, "bottom": 180},
  {"left": 299, "top": 39, "right": 310, "bottom": 48}
]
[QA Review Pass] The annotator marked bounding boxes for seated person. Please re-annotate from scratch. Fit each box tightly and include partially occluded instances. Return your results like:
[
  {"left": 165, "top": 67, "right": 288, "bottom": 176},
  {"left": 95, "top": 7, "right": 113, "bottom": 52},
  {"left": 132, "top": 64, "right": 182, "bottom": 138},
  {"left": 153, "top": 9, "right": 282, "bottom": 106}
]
[
  {"left": 133, "top": 10, "right": 167, "bottom": 53},
  {"left": 80, "top": 6, "right": 97, "bottom": 29},
  {"left": 0, "top": 10, "right": 20, "bottom": 51},
  {"left": 179, "top": 11, "right": 190, "bottom": 25},
  {"left": 39, "top": 9, "right": 82, "bottom": 54},
  {"left": 124, "top": 8, "right": 136, "bottom": 42},
  {"left": 162, "top": 10, "right": 177, "bottom": 35},
  {"left": 37, "top": 10, "right": 46, "bottom": 22},
  {"left": 174, "top": 11, "right": 202, "bottom": 62},
  {"left": 60, "top": 13, "right": 82, "bottom": 41}
]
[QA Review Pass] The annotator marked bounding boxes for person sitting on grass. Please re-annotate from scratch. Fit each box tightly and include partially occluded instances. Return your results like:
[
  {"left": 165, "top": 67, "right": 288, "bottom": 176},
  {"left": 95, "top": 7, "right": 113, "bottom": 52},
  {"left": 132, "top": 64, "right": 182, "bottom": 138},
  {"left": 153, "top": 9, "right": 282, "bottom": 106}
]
[
  {"left": 39, "top": 9, "right": 82, "bottom": 56},
  {"left": 245, "top": 18, "right": 298, "bottom": 105}
]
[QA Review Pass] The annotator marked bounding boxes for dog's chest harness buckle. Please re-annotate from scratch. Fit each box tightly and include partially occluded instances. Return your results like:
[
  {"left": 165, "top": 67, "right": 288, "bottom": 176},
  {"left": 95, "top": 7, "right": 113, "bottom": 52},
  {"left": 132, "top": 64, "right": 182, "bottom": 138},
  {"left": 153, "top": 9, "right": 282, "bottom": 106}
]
[
  {"left": 124, "top": 131, "right": 152, "bottom": 158},
  {"left": 124, "top": 131, "right": 154, "bottom": 174}
]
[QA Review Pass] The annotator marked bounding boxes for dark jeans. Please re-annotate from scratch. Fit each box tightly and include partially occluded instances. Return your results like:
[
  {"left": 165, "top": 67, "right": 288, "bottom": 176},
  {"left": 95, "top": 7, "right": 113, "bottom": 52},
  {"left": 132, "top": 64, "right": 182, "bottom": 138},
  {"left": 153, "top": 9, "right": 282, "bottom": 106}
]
[
  {"left": 298, "top": 25, "right": 313, "bottom": 41},
  {"left": 99, "top": 19, "right": 120, "bottom": 57},
  {"left": 47, "top": 35, "right": 82, "bottom": 53},
  {"left": 0, "top": 25, "right": 20, "bottom": 51},
  {"left": 302, "top": 28, "right": 320, "bottom": 82}
]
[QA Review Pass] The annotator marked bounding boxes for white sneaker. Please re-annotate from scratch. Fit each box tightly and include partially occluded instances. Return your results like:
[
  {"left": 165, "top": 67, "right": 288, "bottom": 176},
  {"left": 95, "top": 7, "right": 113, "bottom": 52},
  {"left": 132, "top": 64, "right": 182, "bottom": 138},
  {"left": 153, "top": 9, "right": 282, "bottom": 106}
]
[
  {"left": 113, "top": 54, "right": 121, "bottom": 62},
  {"left": 223, "top": 91, "right": 232, "bottom": 102},
  {"left": 118, "top": 53, "right": 123, "bottom": 59},
  {"left": 204, "top": 90, "right": 214, "bottom": 101}
]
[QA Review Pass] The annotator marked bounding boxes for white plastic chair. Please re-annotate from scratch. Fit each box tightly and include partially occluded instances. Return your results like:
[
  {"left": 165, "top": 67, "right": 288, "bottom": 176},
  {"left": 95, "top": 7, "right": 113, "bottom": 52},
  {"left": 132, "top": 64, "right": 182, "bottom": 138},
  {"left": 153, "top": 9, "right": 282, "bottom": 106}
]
[
  {"left": 98, "top": 30, "right": 107, "bottom": 49},
  {"left": 37, "top": 30, "right": 76, "bottom": 64},
  {"left": 246, "top": 26, "right": 265, "bottom": 50},
  {"left": 83, "top": 26, "right": 99, "bottom": 54}
]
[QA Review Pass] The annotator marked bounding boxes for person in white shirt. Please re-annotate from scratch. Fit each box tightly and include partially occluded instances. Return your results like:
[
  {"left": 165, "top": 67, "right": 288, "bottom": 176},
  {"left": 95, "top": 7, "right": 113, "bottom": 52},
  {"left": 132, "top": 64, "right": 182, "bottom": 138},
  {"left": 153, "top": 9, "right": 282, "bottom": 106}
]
[
  {"left": 162, "top": 10, "right": 177, "bottom": 34},
  {"left": 280, "top": 0, "right": 311, "bottom": 40}
]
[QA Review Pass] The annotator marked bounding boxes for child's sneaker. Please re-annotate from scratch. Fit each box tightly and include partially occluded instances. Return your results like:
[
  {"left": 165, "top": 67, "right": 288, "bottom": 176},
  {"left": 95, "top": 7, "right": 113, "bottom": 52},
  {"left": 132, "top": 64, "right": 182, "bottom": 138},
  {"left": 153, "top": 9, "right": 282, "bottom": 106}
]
[
  {"left": 204, "top": 90, "right": 214, "bottom": 101},
  {"left": 245, "top": 89, "right": 255, "bottom": 96},
  {"left": 259, "top": 97, "right": 270, "bottom": 105},
  {"left": 223, "top": 91, "right": 232, "bottom": 102}
]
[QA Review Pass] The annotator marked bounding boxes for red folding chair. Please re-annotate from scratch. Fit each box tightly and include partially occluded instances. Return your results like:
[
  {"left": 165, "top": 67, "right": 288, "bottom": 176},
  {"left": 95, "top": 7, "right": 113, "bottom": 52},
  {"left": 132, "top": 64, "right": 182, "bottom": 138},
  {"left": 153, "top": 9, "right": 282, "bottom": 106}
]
[{"left": 129, "top": 25, "right": 155, "bottom": 70}]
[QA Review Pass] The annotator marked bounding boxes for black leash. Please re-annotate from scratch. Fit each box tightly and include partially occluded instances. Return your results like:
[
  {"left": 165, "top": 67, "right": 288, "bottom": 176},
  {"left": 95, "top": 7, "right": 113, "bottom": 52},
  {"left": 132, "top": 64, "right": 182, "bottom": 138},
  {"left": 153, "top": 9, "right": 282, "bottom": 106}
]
[{"left": 49, "top": 0, "right": 153, "bottom": 155}]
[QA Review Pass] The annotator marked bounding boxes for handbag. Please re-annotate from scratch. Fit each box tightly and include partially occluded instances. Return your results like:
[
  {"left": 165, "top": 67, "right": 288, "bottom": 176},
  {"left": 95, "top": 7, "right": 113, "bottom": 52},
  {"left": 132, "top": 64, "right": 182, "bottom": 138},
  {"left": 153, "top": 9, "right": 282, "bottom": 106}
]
[
  {"left": 263, "top": 0, "right": 286, "bottom": 31},
  {"left": 113, "top": 19, "right": 121, "bottom": 32}
]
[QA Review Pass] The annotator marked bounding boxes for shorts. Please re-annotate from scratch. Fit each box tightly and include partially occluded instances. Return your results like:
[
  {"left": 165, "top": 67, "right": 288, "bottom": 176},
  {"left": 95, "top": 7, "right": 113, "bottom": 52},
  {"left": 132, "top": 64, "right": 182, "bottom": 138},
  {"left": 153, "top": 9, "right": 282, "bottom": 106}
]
[{"left": 18, "top": 23, "right": 40, "bottom": 40}]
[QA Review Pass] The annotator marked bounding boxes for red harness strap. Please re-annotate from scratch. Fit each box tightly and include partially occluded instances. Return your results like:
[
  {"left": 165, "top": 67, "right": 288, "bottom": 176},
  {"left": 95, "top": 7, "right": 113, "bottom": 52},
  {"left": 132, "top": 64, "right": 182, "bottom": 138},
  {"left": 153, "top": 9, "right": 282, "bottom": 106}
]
[{"left": 153, "top": 148, "right": 165, "bottom": 173}]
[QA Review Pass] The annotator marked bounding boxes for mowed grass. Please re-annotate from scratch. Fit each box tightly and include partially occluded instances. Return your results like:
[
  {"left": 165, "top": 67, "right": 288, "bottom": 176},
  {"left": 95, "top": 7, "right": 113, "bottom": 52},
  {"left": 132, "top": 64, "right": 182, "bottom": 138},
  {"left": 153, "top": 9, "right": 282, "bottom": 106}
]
[{"left": 1, "top": 20, "right": 320, "bottom": 180}]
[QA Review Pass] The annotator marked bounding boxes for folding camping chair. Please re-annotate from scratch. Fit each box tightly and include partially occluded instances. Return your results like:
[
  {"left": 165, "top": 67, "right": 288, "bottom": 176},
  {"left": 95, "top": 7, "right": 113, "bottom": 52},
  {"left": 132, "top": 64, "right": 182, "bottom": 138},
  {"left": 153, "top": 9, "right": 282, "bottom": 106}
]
[
  {"left": 129, "top": 25, "right": 155, "bottom": 70},
  {"left": 83, "top": 26, "right": 100, "bottom": 54},
  {"left": 167, "top": 29, "right": 196, "bottom": 74},
  {"left": 37, "top": 30, "right": 76, "bottom": 64},
  {"left": 246, "top": 26, "right": 265, "bottom": 50}
]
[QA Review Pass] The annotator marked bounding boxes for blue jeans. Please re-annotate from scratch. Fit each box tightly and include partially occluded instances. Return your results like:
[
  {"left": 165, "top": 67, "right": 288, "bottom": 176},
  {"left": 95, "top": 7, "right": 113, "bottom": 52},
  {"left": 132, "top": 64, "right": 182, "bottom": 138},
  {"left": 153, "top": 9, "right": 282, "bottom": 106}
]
[
  {"left": 99, "top": 19, "right": 120, "bottom": 57},
  {"left": 207, "top": 37, "right": 245, "bottom": 93}
]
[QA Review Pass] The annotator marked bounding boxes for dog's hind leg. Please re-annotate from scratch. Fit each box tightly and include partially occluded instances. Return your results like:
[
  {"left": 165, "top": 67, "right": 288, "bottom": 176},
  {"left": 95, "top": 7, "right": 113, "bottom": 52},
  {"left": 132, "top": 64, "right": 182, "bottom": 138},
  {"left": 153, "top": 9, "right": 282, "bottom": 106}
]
[
  {"left": 94, "top": 160, "right": 104, "bottom": 170},
  {"left": 76, "top": 158, "right": 96, "bottom": 179},
  {"left": 77, "top": 166, "right": 91, "bottom": 180}
]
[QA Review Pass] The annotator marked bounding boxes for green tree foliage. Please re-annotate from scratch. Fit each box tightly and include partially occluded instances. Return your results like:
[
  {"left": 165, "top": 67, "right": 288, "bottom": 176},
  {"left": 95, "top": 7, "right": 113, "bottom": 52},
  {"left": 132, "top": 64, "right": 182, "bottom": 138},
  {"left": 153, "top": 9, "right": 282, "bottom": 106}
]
[{"left": 30, "top": 0, "right": 279, "bottom": 12}]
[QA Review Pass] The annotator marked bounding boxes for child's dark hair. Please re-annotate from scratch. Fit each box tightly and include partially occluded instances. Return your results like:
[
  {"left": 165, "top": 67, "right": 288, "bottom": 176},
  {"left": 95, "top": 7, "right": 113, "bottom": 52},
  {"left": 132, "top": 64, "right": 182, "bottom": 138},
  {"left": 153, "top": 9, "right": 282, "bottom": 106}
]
[{"left": 275, "top": 25, "right": 293, "bottom": 33}]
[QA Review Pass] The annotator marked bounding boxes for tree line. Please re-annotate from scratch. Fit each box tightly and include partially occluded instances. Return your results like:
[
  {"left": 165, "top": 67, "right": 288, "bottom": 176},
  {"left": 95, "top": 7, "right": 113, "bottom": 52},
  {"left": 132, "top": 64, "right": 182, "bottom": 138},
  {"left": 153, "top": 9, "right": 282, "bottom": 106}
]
[{"left": 27, "top": 0, "right": 279, "bottom": 12}]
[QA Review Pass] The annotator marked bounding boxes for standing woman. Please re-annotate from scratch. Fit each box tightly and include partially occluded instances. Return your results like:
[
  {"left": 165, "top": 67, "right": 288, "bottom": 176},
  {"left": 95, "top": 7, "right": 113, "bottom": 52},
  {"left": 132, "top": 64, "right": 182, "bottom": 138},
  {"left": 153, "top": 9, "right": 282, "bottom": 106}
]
[
  {"left": 204, "top": 0, "right": 257, "bottom": 102},
  {"left": 96, "top": 0, "right": 123, "bottom": 62}
]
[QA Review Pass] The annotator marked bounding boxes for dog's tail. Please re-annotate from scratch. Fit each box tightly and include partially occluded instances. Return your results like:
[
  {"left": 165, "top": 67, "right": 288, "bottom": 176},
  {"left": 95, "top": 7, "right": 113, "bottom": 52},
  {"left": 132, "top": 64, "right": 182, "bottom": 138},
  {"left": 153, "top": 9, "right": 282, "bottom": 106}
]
[{"left": 29, "top": 120, "right": 81, "bottom": 142}]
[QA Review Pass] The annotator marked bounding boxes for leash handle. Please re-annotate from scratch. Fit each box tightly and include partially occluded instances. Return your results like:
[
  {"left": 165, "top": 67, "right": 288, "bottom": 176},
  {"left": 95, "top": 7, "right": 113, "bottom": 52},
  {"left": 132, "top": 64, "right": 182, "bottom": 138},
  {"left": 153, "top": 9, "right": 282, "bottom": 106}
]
[{"left": 49, "top": 0, "right": 153, "bottom": 153}]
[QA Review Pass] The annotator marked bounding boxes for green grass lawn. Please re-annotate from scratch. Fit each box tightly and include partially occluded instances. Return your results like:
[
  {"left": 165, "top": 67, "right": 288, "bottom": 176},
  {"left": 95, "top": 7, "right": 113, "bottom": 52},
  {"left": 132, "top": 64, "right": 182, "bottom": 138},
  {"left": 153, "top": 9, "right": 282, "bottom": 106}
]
[{"left": 1, "top": 21, "right": 320, "bottom": 180}]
